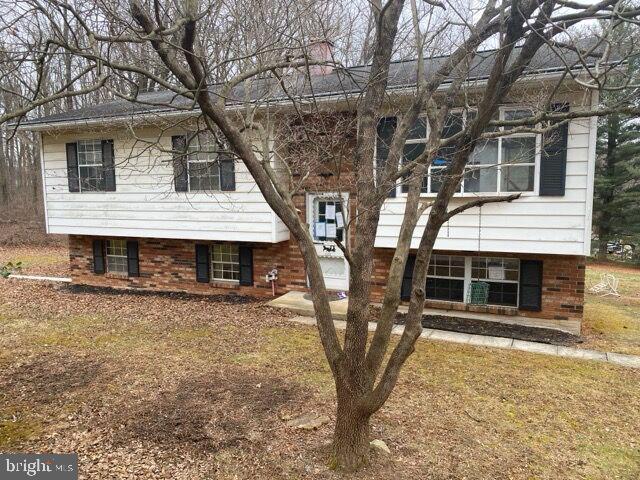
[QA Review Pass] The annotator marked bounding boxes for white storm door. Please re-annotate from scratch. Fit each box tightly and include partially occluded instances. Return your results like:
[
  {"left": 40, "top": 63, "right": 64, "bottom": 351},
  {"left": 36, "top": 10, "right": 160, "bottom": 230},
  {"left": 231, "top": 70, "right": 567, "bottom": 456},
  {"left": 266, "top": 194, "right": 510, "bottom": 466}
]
[{"left": 307, "top": 193, "right": 349, "bottom": 291}]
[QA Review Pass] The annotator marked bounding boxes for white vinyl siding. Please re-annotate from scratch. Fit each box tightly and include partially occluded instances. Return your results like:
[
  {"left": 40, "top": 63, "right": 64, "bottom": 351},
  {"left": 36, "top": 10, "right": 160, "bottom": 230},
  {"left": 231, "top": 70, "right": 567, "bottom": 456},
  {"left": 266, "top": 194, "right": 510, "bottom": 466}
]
[
  {"left": 39, "top": 91, "right": 596, "bottom": 256},
  {"left": 40, "top": 129, "right": 289, "bottom": 243},
  {"left": 377, "top": 92, "right": 596, "bottom": 256}
]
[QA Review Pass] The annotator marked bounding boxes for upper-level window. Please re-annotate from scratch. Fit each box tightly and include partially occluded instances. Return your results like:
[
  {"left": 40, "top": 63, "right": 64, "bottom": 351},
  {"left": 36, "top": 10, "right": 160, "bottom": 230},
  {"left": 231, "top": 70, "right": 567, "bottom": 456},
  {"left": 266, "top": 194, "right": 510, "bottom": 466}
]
[
  {"left": 172, "top": 133, "right": 235, "bottom": 192},
  {"left": 77, "top": 140, "right": 104, "bottom": 191},
  {"left": 403, "top": 116, "right": 429, "bottom": 192},
  {"left": 187, "top": 140, "right": 222, "bottom": 191},
  {"left": 466, "top": 109, "right": 536, "bottom": 194},
  {"left": 66, "top": 139, "right": 115, "bottom": 193},
  {"left": 400, "top": 107, "right": 538, "bottom": 195}
]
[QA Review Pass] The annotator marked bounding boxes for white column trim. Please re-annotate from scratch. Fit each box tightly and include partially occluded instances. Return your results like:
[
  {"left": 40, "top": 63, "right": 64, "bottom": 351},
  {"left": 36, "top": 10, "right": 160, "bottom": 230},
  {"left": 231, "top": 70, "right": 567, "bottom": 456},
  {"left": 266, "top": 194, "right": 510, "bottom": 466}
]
[{"left": 463, "top": 256, "right": 472, "bottom": 303}]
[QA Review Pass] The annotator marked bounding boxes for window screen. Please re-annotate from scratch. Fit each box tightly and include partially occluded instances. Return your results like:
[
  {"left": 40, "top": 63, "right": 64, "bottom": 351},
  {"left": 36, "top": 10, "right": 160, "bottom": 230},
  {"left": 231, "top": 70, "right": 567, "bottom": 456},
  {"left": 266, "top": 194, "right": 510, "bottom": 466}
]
[
  {"left": 211, "top": 244, "right": 240, "bottom": 281},
  {"left": 106, "top": 239, "right": 127, "bottom": 274}
]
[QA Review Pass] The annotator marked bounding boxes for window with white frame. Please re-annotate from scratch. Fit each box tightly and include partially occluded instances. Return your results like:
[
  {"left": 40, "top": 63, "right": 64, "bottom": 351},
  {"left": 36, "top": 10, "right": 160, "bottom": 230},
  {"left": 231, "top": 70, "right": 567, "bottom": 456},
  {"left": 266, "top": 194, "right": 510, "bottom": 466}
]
[
  {"left": 77, "top": 140, "right": 104, "bottom": 191},
  {"left": 106, "top": 239, "right": 127, "bottom": 274},
  {"left": 471, "top": 257, "right": 520, "bottom": 306},
  {"left": 426, "top": 254, "right": 466, "bottom": 302},
  {"left": 466, "top": 109, "right": 537, "bottom": 193},
  {"left": 401, "top": 107, "right": 539, "bottom": 195},
  {"left": 187, "top": 136, "right": 221, "bottom": 191},
  {"left": 211, "top": 244, "right": 239, "bottom": 281}
]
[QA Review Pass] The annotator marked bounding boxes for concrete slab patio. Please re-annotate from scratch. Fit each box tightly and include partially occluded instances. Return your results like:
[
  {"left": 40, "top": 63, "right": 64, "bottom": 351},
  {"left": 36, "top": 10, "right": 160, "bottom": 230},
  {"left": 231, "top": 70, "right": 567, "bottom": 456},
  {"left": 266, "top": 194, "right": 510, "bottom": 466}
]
[{"left": 287, "top": 315, "right": 640, "bottom": 370}]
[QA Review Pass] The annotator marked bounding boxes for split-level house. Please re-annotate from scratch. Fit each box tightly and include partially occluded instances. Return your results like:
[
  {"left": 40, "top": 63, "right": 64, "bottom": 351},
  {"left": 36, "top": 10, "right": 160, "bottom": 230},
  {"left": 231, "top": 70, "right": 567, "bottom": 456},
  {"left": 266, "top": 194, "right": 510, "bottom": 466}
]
[{"left": 21, "top": 43, "right": 597, "bottom": 334}]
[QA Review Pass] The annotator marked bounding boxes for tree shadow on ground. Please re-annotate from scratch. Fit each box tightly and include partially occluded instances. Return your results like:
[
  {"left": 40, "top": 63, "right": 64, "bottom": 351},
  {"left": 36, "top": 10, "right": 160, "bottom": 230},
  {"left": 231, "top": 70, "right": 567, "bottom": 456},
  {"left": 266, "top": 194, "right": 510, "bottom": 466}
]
[
  {"left": 111, "top": 367, "right": 309, "bottom": 454},
  {"left": 0, "top": 351, "right": 103, "bottom": 405}
]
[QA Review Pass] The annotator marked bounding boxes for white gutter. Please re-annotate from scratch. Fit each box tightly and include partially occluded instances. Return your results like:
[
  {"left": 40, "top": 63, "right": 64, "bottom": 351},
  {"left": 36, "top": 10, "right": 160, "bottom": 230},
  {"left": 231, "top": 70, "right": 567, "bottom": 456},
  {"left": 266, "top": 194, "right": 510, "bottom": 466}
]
[{"left": 17, "top": 67, "right": 591, "bottom": 132}]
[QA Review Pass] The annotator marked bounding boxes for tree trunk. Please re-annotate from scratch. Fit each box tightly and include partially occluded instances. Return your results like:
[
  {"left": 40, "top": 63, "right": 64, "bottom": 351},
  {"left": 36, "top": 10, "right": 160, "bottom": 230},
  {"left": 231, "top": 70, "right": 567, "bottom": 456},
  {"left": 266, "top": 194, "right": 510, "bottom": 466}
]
[
  {"left": 332, "top": 390, "right": 371, "bottom": 472},
  {"left": 598, "top": 222, "right": 610, "bottom": 259}
]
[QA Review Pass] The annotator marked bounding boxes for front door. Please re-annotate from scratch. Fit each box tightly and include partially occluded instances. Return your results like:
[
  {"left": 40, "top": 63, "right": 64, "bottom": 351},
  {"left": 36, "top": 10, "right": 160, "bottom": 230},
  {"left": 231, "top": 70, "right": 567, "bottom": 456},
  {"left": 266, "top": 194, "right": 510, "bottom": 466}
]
[{"left": 307, "top": 192, "right": 349, "bottom": 291}]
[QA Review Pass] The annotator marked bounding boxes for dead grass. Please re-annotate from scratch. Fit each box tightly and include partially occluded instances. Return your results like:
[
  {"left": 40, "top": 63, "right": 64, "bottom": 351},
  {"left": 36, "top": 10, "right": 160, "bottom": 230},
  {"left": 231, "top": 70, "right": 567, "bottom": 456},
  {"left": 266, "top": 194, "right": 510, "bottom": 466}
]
[
  {"left": 582, "top": 262, "right": 640, "bottom": 355},
  {"left": 0, "top": 244, "right": 69, "bottom": 277},
  {"left": 0, "top": 248, "right": 639, "bottom": 479}
]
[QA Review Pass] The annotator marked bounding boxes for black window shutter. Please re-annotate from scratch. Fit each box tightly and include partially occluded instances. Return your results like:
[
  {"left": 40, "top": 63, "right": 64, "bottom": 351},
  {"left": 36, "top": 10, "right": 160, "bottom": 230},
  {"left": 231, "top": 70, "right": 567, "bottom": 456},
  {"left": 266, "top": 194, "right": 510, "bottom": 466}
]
[
  {"left": 219, "top": 156, "right": 236, "bottom": 191},
  {"left": 102, "top": 139, "right": 116, "bottom": 192},
  {"left": 66, "top": 142, "right": 80, "bottom": 192},
  {"left": 519, "top": 259, "right": 543, "bottom": 311},
  {"left": 195, "top": 244, "right": 210, "bottom": 283},
  {"left": 540, "top": 103, "right": 569, "bottom": 196},
  {"left": 238, "top": 245, "right": 253, "bottom": 286},
  {"left": 400, "top": 254, "right": 416, "bottom": 300},
  {"left": 376, "top": 117, "right": 398, "bottom": 198},
  {"left": 126, "top": 240, "right": 140, "bottom": 277},
  {"left": 93, "top": 239, "right": 105, "bottom": 274},
  {"left": 172, "top": 135, "right": 189, "bottom": 192}
]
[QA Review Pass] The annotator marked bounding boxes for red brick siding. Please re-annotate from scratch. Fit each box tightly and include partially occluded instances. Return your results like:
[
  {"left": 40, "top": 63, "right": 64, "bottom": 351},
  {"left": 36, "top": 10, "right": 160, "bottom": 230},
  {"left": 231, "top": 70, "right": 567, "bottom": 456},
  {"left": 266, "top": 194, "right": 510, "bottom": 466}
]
[
  {"left": 69, "top": 236, "right": 585, "bottom": 324},
  {"left": 69, "top": 235, "right": 307, "bottom": 297}
]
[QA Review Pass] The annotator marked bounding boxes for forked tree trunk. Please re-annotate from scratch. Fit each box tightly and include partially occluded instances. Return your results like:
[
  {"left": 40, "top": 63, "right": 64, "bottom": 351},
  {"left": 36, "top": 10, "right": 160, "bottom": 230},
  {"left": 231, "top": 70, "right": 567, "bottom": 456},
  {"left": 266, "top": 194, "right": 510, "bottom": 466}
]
[{"left": 332, "top": 388, "right": 371, "bottom": 471}]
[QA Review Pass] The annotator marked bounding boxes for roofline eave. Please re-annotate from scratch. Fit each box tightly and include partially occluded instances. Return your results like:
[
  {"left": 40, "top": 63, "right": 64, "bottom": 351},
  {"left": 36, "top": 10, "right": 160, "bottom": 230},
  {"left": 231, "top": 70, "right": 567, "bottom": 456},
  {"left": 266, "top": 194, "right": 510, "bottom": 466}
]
[{"left": 17, "top": 68, "right": 596, "bottom": 132}]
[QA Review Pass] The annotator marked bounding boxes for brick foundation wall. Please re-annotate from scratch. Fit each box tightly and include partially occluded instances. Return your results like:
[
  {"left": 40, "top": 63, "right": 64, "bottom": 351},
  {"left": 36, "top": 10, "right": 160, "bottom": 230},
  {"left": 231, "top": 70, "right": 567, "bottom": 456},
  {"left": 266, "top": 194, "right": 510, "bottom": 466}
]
[
  {"left": 69, "top": 235, "right": 308, "bottom": 297},
  {"left": 69, "top": 235, "right": 585, "bottom": 325}
]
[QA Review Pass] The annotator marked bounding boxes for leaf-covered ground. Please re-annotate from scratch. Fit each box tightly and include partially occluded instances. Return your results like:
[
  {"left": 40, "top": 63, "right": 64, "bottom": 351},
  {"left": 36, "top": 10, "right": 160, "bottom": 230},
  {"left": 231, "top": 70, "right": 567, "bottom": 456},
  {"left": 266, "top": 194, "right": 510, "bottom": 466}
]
[{"left": 1, "top": 246, "right": 639, "bottom": 479}]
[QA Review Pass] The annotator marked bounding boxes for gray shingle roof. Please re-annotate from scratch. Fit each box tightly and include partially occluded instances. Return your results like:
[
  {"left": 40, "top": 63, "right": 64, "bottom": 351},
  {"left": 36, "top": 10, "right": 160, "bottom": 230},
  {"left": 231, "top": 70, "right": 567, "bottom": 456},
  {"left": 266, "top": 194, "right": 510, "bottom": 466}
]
[{"left": 20, "top": 41, "right": 599, "bottom": 128}]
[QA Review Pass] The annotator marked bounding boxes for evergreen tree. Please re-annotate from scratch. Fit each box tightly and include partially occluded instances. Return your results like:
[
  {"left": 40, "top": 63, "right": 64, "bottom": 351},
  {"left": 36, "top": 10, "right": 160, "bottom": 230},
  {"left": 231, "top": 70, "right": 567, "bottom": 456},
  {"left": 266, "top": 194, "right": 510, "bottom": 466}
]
[{"left": 594, "top": 31, "right": 640, "bottom": 261}]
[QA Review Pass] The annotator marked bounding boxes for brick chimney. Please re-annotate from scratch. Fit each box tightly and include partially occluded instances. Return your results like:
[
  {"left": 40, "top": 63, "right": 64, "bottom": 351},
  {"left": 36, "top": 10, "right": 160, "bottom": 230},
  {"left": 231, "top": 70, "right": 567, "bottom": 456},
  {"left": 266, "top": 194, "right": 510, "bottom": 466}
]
[{"left": 307, "top": 39, "right": 335, "bottom": 75}]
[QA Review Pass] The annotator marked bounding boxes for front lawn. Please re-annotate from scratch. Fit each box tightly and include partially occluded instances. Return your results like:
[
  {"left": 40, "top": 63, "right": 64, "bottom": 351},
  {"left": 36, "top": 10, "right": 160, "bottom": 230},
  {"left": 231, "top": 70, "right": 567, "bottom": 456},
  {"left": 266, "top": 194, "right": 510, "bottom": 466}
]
[
  {"left": 1, "top": 255, "right": 639, "bottom": 479},
  {"left": 0, "top": 244, "right": 70, "bottom": 277},
  {"left": 582, "top": 261, "right": 640, "bottom": 355}
]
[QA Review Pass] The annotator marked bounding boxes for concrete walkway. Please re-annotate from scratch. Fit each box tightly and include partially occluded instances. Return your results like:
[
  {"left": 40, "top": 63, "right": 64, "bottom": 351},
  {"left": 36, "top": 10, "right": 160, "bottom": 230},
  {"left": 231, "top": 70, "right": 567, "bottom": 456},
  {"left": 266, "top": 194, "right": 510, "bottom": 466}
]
[
  {"left": 269, "top": 291, "right": 581, "bottom": 335},
  {"left": 288, "top": 315, "right": 640, "bottom": 370}
]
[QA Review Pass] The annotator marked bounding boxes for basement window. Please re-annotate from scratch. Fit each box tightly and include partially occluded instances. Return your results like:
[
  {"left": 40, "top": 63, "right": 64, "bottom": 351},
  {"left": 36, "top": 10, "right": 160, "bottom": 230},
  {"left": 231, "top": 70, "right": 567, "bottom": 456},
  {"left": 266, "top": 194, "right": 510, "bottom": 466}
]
[
  {"left": 426, "top": 254, "right": 465, "bottom": 302},
  {"left": 471, "top": 257, "right": 520, "bottom": 306},
  {"left": 211, "top": 244, "right": 239, "bottom": 281},
  {"left": 106, "top": 239, "right": 128, "bottom": 274}
]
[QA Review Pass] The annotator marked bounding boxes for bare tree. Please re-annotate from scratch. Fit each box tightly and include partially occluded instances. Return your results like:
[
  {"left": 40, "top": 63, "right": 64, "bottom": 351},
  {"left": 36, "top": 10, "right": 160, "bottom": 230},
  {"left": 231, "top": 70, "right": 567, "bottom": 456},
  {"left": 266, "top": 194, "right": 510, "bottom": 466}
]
[{"left": 1, "top": 0, "right": 640, "bottom": 470}]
